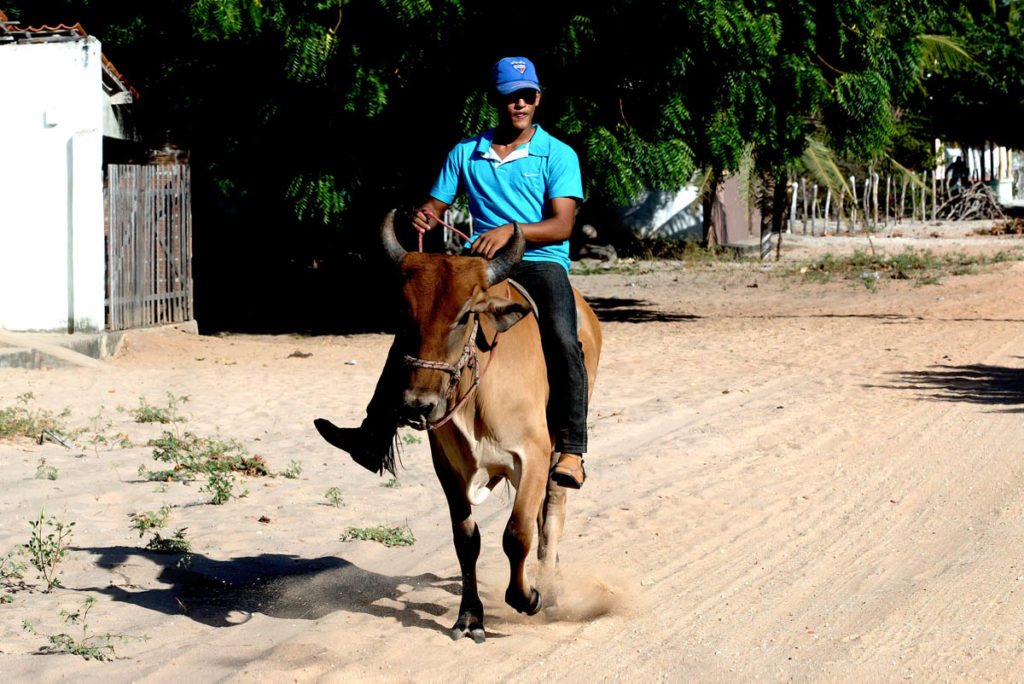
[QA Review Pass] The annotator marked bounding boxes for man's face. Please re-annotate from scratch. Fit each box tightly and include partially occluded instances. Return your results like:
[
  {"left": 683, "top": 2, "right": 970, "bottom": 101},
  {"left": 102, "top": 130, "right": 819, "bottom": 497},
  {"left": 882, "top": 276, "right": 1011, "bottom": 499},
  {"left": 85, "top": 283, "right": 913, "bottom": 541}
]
[{"left": 494, "top": 88, "right": 540, "bottom": 131}]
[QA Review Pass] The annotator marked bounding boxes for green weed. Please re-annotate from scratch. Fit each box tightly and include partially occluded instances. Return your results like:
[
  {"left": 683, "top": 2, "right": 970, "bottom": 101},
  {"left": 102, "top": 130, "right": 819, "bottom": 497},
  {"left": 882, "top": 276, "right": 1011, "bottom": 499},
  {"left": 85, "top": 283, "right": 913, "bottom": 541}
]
[
  {"left": 200, "top": 470, "right": 248, "bottom": 505},
  {"left": 282, "top": 459, "right": 303, "bottom": 479},
  {"left": 141, "top": 431, "right": 266, "bottom": 486},
  {"left": 340, "top": 525, "right": 416, "bottom": 547},
  {"left": 400, "top": 431, "right": 422, "bottom": 445},
  {"left": 22, "top": 596, "right": 148, "bottom": 660},
  {"left": 324, "top": 487, "right": 345, "bottom": 508},
  {"left": 0, "top": 393, "right": 71, "bottom": 442},
  {"left": 81, "top": 410, "right": 133, "bottom": 455},
  {"left": 145, "top": 528, "right": 193, "bottom": 568},
  {"left": 130, "top": 507, "right": 170, "bottom": 537},
  {"left": 1, "top": 546, "right": 28, "bottom": 595},
  {"left": 795, "top": 248, "right": 1024, "bottom": 287},
  {"left": 26, "top": 508, "right": 74, "bottom": 592},
  {"left": 34, "top": 457, "right": 58, "bottom": 481},
  {"left": 379, "top": 478, "right": 401, "bottom": 488},
  {"left": 127, "top": 393, "right": 189, "bottom": 424}
]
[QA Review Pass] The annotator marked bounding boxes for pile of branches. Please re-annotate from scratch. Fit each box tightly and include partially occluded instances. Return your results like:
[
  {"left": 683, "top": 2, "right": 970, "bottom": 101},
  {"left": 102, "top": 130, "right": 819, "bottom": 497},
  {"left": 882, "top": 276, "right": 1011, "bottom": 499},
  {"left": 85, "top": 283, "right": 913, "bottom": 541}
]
[{"left": 935, "top": 181, "right": 1007, "bottom": 221}]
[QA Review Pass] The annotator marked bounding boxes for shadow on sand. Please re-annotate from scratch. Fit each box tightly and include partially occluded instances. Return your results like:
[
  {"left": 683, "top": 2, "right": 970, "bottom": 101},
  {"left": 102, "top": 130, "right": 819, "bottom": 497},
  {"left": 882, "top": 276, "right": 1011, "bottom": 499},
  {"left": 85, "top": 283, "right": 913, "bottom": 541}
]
[
  {"left": 585, "top": 296, "right": 700, "bottom": 324},
  {"left": 72, "top": 546, "right": 490, "bottom": 637},
  {"left": 874, "top": 361, "right": 1024, "bottom": 412}
]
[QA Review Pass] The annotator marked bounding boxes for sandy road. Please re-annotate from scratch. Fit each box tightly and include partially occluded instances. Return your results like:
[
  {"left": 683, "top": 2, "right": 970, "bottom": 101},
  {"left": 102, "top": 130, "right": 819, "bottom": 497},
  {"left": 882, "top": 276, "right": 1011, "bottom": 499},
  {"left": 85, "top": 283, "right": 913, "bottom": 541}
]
[{"left": 1, "top": 231, "right": 1023, "bottom": 682}]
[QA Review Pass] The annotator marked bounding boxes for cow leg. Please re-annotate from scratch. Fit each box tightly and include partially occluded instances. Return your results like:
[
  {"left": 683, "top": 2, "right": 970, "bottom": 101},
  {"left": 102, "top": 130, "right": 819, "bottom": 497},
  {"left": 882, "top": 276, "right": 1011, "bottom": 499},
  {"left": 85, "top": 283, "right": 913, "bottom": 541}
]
[
  {"left": 430, "top": 442, "right": 486, "bottom": 643},
  {"left": 537, "top": 471, "right": 567, "bottom": 570},
  {"left": 504, "top": 455, "right": 547, "bottom": 615},
  {"left": 536, "top": 450, "right": 568, "bottom": 609}
]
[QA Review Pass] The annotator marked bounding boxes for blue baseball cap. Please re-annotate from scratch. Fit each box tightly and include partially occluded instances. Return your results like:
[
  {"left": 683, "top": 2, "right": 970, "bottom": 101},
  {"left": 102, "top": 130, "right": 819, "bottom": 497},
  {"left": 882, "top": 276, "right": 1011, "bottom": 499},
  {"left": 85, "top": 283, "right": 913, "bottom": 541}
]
[{"left": 491, "top": 57, "right": 541, "bottom": 95}]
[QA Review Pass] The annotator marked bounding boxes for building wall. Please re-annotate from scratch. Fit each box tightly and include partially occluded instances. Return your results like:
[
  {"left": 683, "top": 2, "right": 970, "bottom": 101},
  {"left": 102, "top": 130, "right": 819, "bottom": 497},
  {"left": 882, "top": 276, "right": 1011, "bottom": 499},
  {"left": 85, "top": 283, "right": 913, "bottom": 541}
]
[{"left": 0, "top": 37, "right": 105, "bottom": 332}]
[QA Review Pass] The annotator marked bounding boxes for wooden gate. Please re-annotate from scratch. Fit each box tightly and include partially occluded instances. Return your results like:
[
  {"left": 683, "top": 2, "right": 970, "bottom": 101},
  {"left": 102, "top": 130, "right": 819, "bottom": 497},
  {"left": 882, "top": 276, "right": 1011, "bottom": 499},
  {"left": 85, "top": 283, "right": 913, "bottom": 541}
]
[{"left": 105, "top": 164, "right": 193, "bottom": 330}]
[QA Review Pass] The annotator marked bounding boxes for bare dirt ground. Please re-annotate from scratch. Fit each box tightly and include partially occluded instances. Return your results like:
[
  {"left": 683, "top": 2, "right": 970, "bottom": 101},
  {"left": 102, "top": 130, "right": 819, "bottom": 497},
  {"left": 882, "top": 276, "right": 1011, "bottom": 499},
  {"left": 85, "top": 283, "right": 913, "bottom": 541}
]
[{"left": 2, "top": 219, "right": 1024, "bottom": 683}]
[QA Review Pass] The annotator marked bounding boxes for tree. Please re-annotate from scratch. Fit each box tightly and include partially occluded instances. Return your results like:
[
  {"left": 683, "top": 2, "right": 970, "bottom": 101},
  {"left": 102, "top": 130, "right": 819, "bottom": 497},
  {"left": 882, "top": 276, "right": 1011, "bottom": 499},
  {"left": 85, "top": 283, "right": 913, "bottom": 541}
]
[{"left": 1, "top": 1, "right": 967, "bottom": 324}]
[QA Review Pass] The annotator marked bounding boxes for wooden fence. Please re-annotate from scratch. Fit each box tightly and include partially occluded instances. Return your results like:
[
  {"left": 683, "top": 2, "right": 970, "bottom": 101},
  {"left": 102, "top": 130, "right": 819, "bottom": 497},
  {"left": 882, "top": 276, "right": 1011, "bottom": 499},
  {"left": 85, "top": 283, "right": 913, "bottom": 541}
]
[
  {"left": 106, "top": 164, "right": 193, "bottom": 330},
  {"left": 787, "top": 171, "right": 1005, "bottom": 235}
]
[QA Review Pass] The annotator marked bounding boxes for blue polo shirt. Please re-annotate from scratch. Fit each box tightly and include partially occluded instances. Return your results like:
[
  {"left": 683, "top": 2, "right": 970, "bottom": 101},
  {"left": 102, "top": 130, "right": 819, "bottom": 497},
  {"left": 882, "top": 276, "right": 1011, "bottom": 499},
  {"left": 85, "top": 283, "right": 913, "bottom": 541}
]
[{"left": 429, "top": 124, "right": 583, "bottom": 272}]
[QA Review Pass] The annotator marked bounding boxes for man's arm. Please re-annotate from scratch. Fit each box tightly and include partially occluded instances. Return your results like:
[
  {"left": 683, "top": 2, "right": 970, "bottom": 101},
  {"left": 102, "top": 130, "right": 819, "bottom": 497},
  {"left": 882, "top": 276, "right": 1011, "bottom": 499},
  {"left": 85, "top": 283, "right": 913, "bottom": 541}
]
[
  {"left": 410, "top": 198, "right": 452, "bottom": 234},
  {"left": 470, "top": 196, "right": 577, "bottom": 260}
]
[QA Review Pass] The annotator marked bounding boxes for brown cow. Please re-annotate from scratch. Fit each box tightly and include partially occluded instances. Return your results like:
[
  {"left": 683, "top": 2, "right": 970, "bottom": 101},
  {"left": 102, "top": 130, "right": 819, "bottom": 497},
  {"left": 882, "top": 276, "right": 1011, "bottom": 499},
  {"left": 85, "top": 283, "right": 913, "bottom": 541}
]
[{"left": 379, "top": 210, "right": 601, "bottom": 642}]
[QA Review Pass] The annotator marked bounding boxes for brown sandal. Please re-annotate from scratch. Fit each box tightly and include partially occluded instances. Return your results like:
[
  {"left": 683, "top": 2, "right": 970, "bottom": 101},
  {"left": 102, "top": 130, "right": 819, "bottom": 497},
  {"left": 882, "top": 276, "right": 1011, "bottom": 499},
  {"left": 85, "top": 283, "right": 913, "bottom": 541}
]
[{"left": 551, "top": 453, "right": 585, "bottom": 489}]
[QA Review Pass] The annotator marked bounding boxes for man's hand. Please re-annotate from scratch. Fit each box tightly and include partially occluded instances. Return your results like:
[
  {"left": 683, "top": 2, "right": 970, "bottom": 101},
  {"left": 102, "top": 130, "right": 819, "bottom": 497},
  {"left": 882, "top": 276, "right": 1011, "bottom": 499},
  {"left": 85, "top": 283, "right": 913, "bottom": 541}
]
[
  {"left": 410, "top": 206, "right": 435, "bottom": 235},
  {"left": 409, "top": 199, "right": 450, "bottom": 235},
  {"left": 470, "top": 223, "right": 514, "bottom": 260}
]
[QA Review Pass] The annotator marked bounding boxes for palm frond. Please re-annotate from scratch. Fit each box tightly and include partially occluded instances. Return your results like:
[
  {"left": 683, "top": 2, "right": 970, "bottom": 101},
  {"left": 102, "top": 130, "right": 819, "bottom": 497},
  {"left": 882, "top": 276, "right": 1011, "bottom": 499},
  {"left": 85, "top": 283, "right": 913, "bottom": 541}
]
[
  {"left": 801, "top": 136, "right": 851, "bottom": 199},
  {"left": 918, "top": 34, "right": 975, "bottom": 73}
]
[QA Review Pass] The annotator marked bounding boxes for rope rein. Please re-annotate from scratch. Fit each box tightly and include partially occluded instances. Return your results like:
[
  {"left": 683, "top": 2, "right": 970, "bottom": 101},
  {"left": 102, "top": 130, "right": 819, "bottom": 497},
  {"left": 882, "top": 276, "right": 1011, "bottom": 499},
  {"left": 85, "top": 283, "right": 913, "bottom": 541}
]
[
  {"left": 405, "top": 210, "right": 506, "bottom": 431},
  {"left": 419, "top": 209, "right": 474, "bottom": 253}
]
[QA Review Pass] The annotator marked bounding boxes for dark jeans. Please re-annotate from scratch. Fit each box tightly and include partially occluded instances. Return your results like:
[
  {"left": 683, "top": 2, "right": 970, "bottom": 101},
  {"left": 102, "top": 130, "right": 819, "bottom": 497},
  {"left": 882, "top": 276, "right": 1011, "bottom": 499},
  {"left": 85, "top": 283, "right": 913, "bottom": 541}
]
[
  {"left": 511, "top": 260, "right": 589, "bottom": 455},
  {"left": 364, "top": 260, "right": 589, "bottom": 455}
]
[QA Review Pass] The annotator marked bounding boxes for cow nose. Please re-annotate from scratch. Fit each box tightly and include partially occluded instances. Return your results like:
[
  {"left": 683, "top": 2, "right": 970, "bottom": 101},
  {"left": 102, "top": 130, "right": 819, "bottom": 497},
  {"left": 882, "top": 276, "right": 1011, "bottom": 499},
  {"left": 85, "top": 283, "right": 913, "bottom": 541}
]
[{"left": 400, "top": 389, "right": 441, "bottom": 429}]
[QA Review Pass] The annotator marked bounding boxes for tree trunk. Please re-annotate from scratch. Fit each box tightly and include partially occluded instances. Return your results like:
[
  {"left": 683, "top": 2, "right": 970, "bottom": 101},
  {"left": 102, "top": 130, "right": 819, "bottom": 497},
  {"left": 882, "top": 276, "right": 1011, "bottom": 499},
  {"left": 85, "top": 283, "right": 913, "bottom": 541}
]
[{"left": 701, "top": 172, "right": 721, "bottom": 250}]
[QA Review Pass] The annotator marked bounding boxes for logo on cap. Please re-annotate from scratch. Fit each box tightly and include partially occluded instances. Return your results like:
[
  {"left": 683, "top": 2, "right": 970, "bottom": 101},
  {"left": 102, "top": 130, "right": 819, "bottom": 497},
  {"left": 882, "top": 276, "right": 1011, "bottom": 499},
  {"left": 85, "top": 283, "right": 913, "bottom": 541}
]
[{"left": 512, "top": 61, "right": 527, "bottom": 74}]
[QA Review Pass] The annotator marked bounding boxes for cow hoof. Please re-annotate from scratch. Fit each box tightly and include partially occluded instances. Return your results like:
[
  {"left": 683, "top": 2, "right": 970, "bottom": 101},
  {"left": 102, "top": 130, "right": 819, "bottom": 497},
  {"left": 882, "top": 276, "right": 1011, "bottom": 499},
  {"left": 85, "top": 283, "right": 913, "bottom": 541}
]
[
  {"left": 526, "top": 587, "right": 543, "bottom": 615},
  {"left": 506, "top": 587, "right": 543, "bottom": 616},
  {"left": 450, "top": 625, "right": 486, "bottom": 643},
  {"left": 450, "top": 614, "right": 486, "bottom": 643}
]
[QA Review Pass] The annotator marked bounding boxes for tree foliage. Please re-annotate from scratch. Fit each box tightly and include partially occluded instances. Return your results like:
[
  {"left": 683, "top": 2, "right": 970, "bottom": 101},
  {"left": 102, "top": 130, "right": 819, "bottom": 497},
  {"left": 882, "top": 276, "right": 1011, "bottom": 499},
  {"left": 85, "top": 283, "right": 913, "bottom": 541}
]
[{"left": 1, "top": 1, "right": 1012, "bottom": 326}]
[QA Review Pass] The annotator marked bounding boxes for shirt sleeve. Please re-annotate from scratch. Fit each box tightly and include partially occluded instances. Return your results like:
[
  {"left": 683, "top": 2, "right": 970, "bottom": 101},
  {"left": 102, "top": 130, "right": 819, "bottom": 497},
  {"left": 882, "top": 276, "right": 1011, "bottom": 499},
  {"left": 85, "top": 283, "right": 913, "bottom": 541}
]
[
  {"left": 545, "top": 143, "right": 584, "bottom": 203},
  {"left": 429, "top": 144, "right": 463, "bottom": 204}
]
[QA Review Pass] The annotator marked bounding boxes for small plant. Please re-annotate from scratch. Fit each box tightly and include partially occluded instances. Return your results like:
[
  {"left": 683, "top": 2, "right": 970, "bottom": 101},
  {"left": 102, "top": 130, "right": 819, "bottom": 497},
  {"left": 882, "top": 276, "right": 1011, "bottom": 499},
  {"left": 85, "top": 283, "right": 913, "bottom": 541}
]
[
  {"left": 140, "top": 431, "right": 265, "bottom": 491},
  {"left": 324, "top": 487, "right": 345, "bottom": 508},
  {"left": 400, "top": 431, "right": 422, "bottom": 445},
  {"left": 34, "top": 457, "right": 58, "bottom": 481},
  {"left": 22, "top": 596, "right": 148, "bottom": 660},
  {"left": 129, "top": 393, "right": 188, "bottom": 424},
  {"left": 379, "top": 478, "right": 401, "bottom": 488},
  {"left": 145, "top": 528, "right": 193, "bottom": 568},
  {"left": 130, "top": 506, "right": 170, "bottom": 537},
  {"left": 1, "top": 546, "right": 28, "bottom": 596},
  {"left": 80, "top": 410, "right": 133, "bottom": 456},
  {"left": 200, "top": 470, "right": 247, "bottom": 505},
  {"left": 26, "top": 508, "right": 74, "bottom": 592},
  {"left": 282, "top": 459, "right": 303, "bottom": 479},
  {"left": 340, "top": 525, "right": 416, "bottom": 547},
  {"left": 0, "top": 393, "right": 72, "bottom": 442},
  {"left": 795, "top": 248, "right": 1024, "bottom": 288}
]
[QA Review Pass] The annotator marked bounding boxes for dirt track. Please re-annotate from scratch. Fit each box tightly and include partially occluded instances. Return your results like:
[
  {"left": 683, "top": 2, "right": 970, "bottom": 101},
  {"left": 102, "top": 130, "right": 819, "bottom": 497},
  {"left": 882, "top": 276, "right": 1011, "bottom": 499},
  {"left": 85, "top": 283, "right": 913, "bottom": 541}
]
[{"left": 2, "top": 223, "right": 1023, "bottom": 682}]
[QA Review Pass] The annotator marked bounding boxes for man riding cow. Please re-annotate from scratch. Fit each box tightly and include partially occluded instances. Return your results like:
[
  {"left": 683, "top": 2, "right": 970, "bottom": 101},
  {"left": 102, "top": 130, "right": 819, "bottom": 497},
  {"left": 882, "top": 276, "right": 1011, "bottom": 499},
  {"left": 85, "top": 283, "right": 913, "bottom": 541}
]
[{"left": 315, "top": 56, "right": 590, "bottom": 489}]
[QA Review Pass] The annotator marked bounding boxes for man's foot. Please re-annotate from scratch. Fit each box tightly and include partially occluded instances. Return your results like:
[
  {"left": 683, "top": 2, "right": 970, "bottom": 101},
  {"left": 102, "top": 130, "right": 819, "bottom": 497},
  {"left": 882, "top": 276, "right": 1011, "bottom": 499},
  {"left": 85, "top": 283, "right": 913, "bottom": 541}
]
[
  {"left": 551, "top": 453, "right": 585, "bottom": 489},
  {"left": 314, "top": 418, "right": 390, "bottom": 475}
]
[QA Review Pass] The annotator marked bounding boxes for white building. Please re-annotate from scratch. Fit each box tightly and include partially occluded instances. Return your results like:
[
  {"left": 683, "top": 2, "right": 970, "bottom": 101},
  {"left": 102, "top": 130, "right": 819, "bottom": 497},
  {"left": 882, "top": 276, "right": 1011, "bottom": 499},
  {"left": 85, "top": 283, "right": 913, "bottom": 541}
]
[{"left": 0, "top": 14, "right": 136, "bottom": 332}]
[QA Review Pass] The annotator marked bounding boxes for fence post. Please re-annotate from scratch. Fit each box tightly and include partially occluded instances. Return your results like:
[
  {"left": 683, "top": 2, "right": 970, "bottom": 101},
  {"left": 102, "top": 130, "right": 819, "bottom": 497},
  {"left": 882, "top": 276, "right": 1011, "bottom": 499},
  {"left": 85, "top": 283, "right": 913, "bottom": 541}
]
[
  {"left": 885, "top": 175, "right": 891, "bottom": 226},
  {"left": 849, "top": 175, "right": 859, "bottom": 232},
  {"left": 837, "top": 191, "right": 844, "bottom": 233},
  {"left": 925, "top": 171, "right": 933, "bottom": 222},
  {"left": 800, "top": 177, "right": 807, "bottom": 234},
  {"left": 811, "top": 183, "right": 818, "bottom": 235},
  {"left": 824, "top": 188, "right": 832, "bottom": 234},
  {"left": 931, "top": 168, "right": 937, "bottom": 221},
  {"left": 790, "top": 176, "right": 798, "bottom": 228},
  {"left": 871, "top": 170, "right": 879, "bottom": 229}
]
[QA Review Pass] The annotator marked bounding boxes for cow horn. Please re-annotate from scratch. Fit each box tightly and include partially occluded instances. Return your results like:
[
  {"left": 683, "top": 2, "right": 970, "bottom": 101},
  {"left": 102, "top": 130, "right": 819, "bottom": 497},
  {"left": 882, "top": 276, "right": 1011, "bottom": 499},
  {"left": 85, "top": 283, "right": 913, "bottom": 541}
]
[
  {"left": 486, "top": 222, "right": 525, "bottom": 285},
  {"left": 380, "top": 209, "right": 407, "bottom": 265}
]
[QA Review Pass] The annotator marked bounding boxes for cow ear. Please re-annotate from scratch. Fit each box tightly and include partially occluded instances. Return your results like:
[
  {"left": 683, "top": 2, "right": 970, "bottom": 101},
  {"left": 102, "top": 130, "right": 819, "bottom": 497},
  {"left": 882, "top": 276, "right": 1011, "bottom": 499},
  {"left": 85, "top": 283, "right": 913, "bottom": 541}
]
[{"left": 471, "top": 294, "right": 532, "bottom": 332}]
